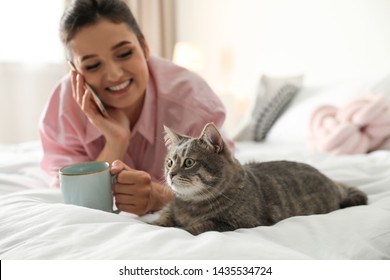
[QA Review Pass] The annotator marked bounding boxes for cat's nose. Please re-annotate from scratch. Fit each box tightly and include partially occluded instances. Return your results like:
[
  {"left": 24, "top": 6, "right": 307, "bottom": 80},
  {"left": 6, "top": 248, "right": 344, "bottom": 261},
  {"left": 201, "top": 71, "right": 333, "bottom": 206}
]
[{"left": 169, "top": 172, "right": 177, "bottom": 180}]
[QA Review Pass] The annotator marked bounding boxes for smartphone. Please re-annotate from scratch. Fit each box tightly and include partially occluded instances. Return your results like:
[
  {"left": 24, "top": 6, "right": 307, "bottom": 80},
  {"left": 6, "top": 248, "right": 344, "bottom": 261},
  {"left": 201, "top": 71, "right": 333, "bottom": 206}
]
[{"left": 67, "top": 61, "right": 109, "bottom": 118}]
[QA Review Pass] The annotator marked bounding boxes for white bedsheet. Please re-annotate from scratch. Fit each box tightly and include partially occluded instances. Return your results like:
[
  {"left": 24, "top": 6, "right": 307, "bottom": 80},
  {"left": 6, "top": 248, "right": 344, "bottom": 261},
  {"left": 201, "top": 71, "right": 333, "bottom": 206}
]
[{"left": 0, "top": 141, "right": 389, "bottom": 259}]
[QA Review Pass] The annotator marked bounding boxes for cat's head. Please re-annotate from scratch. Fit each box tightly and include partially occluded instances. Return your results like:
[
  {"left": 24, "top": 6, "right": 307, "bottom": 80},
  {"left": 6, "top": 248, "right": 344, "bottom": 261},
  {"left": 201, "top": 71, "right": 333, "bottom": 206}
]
[{"left": 163, "top": 123, "right": 238, "bottom": 200}]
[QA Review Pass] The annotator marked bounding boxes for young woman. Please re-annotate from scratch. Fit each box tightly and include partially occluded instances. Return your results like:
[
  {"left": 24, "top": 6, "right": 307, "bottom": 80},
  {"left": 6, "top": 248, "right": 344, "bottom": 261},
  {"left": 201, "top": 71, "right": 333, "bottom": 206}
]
[{"left": 39, "top": 0, "right": 231, "bottom": 216}]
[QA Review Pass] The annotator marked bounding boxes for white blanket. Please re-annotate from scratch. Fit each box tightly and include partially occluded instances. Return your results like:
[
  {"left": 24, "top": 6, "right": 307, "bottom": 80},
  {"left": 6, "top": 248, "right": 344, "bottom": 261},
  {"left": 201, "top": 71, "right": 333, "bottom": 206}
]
[{"left": 1, "top": 141, "right": 389, "bottom": 259}]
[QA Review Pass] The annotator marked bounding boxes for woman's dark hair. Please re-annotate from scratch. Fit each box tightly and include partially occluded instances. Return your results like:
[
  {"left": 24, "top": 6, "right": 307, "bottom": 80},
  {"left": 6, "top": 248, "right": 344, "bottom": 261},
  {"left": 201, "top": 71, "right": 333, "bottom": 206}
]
[{"left": 60, "top": 0, "right": 145, "bottom": 56}]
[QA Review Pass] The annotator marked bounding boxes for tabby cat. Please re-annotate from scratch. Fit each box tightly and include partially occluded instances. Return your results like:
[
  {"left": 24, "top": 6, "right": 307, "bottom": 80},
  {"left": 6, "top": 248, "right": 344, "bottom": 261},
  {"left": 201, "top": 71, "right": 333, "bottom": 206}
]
[{"left": 153, "top": 123, "right": 368, "bottom": 235}]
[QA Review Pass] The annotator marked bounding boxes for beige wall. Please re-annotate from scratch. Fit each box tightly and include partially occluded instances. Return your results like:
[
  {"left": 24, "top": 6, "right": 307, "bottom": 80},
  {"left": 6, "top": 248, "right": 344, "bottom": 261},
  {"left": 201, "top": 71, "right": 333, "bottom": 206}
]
[
  {"left": 0, "top": 64, "right": 67, "bottom": 144},
  {"left": 176, "top": 0, "right": 390, "bottom": 96}
]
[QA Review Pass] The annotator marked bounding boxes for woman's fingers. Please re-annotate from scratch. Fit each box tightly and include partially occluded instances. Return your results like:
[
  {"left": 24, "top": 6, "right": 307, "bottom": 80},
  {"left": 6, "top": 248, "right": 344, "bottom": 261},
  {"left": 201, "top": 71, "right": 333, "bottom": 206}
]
[
  {"left": 80, "top": 86, "right": 108, "bottom": 128},
  {"left": 81, "top": 89, "right": 98, "bottom": 116},
  {"left": 70, "top": 71, "right": 85, "bottom": 106},
  {"left": 76, "top": 74, "right": 85, "bottom": 105},
  {"left": 116, "top": 203, "right": 144, "bottom": 216},
  {"left": 111, "top": 165, "right": 153, "bottom": 215},
  {"left": 70, "top": 71, "right": 77, "bottom": 100},
  {"left": 117, "top": 169, "right": 151, "bottom": 185},
  {"left": 110, "top": 160, "right": 129, "bottom": 174},
  {"left": 114, "top": 184, "right": 150, "bottom": 215}
]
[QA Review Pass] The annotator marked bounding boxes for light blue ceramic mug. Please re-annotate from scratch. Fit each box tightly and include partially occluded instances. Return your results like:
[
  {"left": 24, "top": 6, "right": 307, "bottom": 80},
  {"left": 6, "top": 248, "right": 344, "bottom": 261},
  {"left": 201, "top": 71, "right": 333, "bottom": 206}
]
[{"left": 59, "top": 161, "right": 115, "bottom": 212}]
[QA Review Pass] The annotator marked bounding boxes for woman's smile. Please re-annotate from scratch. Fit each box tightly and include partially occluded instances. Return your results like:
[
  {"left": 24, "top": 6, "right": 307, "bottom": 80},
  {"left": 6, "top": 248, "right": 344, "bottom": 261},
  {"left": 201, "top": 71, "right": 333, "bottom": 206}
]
[{"left": 106, "top": 79, "right": 133, "bottom": 95}]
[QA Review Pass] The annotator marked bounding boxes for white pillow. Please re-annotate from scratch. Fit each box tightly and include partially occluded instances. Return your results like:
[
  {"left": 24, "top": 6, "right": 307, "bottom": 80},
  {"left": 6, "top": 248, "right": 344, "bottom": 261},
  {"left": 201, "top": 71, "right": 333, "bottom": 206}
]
[{"left": 266, "top": 75, "right": 390, "bottom": 145}]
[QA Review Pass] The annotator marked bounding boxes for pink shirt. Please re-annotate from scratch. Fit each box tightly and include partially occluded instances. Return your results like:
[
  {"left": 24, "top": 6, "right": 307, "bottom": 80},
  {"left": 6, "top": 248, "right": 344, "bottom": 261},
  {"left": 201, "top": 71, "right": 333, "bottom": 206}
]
[{"left": 39, "top": 56, "right": 230, "bottom": 187}]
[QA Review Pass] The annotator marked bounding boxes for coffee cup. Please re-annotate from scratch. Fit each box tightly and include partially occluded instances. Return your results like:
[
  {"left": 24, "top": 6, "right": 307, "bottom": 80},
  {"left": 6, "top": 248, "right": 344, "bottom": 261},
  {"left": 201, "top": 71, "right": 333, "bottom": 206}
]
[{"left": 59, "top": 161, "right": 115, "bottom": 212}]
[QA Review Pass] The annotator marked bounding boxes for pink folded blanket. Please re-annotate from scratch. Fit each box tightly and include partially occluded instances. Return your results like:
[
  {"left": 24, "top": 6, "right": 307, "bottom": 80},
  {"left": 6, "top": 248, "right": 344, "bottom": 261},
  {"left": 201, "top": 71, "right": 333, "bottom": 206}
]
[{"left": 308, "top": 93, "right": 390, "bottom": 154}]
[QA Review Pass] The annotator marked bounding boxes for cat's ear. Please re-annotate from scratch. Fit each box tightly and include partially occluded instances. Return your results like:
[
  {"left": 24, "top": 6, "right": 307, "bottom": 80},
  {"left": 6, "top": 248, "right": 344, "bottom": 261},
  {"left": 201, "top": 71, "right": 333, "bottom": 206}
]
[
  {"left": 200, "top": 123, "right": 224, "bottom": 153},
  {"left": 164, "top": 125, "right": 184, "bottom": 148}
]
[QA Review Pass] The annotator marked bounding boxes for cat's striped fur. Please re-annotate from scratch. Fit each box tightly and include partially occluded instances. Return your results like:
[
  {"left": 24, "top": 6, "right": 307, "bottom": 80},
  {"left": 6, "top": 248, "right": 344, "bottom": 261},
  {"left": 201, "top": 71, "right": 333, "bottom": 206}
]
[{"left": 153, "top": 123, "right": 368, "bottom": 235}]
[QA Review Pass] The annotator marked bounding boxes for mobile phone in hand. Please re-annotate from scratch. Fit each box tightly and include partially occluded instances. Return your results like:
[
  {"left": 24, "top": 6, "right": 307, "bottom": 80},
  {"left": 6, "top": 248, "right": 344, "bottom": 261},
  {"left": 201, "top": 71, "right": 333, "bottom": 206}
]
[{"left": 67, "top": 61, "right": 109, "bottom": 118}]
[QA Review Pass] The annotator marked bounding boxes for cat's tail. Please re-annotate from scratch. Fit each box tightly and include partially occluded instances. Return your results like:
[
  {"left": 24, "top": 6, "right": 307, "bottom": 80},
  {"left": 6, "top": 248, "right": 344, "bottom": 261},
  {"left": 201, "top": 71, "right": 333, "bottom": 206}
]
[{"left": 337, "top": 183, "right": 368, "bottom": 208}]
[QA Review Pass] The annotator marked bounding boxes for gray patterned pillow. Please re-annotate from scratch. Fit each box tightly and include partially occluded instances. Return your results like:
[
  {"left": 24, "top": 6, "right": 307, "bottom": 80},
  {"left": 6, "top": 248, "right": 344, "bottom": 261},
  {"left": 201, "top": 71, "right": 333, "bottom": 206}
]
[
  {"left": 233, "top": 75, "right": 303, "bottom": 141},
  {"left": 253, "top": 83, "right": 300, "bottom": 141}
]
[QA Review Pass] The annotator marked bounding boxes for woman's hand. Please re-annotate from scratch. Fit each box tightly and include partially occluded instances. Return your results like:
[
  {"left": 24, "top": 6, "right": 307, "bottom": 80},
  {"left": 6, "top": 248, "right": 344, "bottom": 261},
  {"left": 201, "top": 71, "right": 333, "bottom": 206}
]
[
  {"left": 110, "top": 160, "right": 174, "bottom": 216},
  {"left": 72, "top": 71, "right": 130, "bottom": 160}
]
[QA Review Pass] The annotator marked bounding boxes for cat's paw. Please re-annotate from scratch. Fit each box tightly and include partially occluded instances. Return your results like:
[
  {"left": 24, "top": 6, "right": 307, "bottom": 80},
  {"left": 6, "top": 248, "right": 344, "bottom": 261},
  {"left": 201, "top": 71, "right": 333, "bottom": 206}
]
[
  {"left": 149, "top": 220, "right": 167, "bottom": 227},
  {"left": 149, "top": 216, "right": 174, "bottom": 228},
  {"left": 184, "top": 225, "right": 209, "bottom": 235}
]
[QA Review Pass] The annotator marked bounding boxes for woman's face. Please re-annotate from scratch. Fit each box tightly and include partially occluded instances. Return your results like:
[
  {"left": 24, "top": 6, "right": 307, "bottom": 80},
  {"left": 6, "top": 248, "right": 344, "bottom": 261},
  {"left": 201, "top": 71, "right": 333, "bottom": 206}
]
[{"left": 69, "top": 18, "right": 149, "bottom": 111}]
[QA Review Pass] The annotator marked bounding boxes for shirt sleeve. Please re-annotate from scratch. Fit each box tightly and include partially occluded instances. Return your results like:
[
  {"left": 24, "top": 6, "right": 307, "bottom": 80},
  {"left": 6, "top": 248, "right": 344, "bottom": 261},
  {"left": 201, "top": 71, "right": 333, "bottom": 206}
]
[{"left": 39, "top": 76, "right": 92, "bottom": 187}]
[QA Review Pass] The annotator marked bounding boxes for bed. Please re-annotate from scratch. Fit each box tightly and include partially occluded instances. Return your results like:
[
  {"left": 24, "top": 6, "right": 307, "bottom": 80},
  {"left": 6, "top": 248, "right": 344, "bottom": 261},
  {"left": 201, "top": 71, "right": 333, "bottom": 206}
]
[{"left": 1, "top": 77, "right": 390, "bottom": 260}]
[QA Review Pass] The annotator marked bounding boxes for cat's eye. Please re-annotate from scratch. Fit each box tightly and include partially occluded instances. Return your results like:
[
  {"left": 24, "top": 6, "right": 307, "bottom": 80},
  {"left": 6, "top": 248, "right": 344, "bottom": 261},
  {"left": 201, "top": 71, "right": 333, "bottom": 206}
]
[
  {"left": 167, "top": 159, "right": 173, "bottom": 168},
  {"left": 183, "top": 158, "right": 195, "bottom": 168}
]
